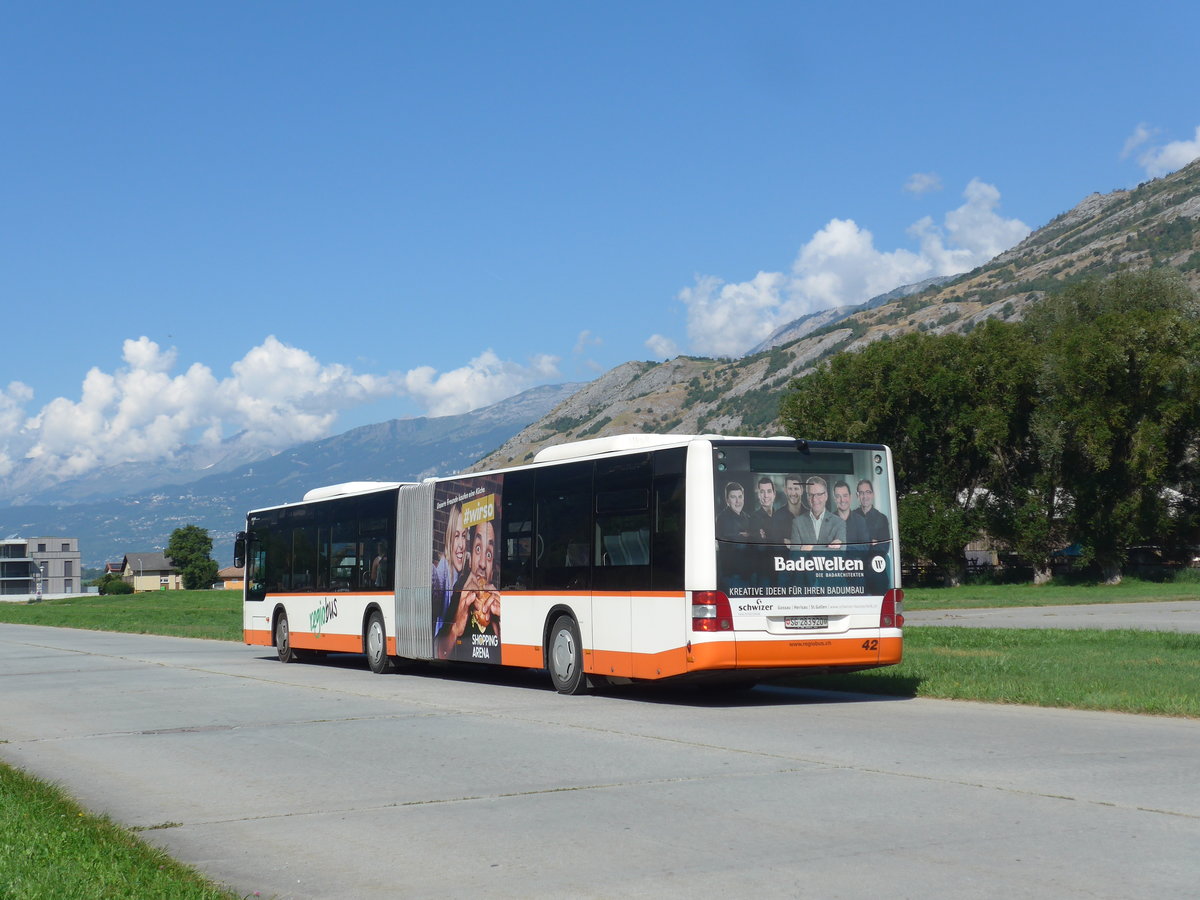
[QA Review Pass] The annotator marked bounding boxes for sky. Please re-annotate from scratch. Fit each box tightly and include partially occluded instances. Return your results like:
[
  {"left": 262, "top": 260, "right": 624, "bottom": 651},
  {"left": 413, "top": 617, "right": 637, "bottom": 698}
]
[{"left": 3, "top": 0, "right": 1200, "bottom": 488}]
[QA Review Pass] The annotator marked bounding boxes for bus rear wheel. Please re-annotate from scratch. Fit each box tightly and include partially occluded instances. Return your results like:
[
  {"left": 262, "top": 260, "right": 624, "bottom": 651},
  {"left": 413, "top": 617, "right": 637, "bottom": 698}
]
[
  {"left": 366, "top": 611, "right": 392, "bottom": 674},
  {"left": 275, "top": 612, "right": 304, "bottom": 663},
  {"left": 548, "top": 615, "right": 587, "bottom": 694}
]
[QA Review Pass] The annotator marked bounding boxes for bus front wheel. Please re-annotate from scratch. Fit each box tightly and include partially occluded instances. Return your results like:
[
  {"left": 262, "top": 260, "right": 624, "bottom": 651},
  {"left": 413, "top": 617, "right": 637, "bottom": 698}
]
[
  {"left": 548, "top": 615, "right": 587, "bottom": 695},
  {"left": 275, "top": 612, "right": 304, "bottom": 663},
  {"left": 366, "top": 611, "right": 392, "bottom": 674}
]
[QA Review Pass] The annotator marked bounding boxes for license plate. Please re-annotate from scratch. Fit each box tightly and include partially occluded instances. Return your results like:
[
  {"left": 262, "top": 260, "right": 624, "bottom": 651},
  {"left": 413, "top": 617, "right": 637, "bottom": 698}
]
[{"left": 784, "top": 616, "right": 828, "bottom": 629}]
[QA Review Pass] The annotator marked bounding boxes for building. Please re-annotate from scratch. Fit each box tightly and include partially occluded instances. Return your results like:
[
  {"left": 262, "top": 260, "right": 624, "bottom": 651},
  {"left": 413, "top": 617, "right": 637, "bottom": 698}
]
[
  {"left": 0, "top": 537, "right": 83, "bottom": 597},
  {"left": 217, "top": 565, "right": 245, "bottom": 591},
  {"left": 121, "top": 552, "right": 183, "bottom": 591}
]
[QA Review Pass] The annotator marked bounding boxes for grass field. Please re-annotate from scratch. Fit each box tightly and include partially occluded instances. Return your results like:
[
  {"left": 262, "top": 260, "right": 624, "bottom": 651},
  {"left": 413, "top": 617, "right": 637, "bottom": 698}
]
[
  {"left": 0, "top": 590, "right": 243, "bottom": 641},
  {"left": 903, "top": 577, "right": 1200, "bottom": 610},
  {"left": 0, "top": 763, "right": 240, "bottom": 900},
  {"left": 786, "top": 626, "right": 1200, "bottom": 717}
]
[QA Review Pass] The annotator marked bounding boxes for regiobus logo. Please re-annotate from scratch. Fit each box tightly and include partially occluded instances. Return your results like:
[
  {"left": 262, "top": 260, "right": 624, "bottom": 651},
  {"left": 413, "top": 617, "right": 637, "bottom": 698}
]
[{"left": 310, "top": 598, "right": 338, "bottom": 635}]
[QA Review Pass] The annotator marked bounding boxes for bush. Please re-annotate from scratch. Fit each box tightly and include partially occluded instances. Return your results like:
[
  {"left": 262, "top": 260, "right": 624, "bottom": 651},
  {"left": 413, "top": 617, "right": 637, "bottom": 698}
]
[
  {"left": 101, "top": 579, "right": 134, "bottom": 595},
  {"left": 1172, "top": 567, "right": 1200, "bottom": 584}
]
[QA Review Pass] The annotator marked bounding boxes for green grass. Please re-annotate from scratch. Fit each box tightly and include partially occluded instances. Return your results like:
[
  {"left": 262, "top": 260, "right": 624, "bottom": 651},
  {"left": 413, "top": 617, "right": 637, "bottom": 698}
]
[
  {"left": 0, "top": 762, "right": 241, "bottom": 899},
  {"left": 790, "top": 626, "right": 1200, "bottom": 717},
  {"left": 0, "top": 590, "right": 243, "bottom": 641},
  {"left": 904, "top": 577, "right": 1200, "bottom": 610}
]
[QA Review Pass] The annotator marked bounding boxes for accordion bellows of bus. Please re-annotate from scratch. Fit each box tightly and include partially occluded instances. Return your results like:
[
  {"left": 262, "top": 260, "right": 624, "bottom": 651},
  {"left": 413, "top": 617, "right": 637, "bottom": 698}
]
[{"left": 234, "top": 434, "right": 903, "bottom": 693}]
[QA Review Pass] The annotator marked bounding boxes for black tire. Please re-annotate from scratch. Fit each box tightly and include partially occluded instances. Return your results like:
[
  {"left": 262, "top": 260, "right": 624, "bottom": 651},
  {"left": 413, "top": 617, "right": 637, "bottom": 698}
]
[
  {"left": 365, "top": 610, "right": 392, "bottom": 674},
  {"left": 547, "top": 614, "right": 587, "bottom": 694},
  {"left": 275, "top": 611, "right": 303, "bottom": 663}
]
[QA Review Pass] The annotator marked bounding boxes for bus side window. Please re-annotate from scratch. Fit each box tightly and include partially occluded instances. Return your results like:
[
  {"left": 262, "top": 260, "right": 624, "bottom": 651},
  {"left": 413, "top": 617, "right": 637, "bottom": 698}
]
[
  {"left": 593, "top": 453, "right": 652, "bottom": 591},
  {"left": 651, "top": 448, "right": 686, "bottom": 591},
  {"left": 500, "top": 470, "right": 534, "bottom": 590},
  {"left": 359, "top": 492, "right": 396, "bottom": 591},
  {"left": 534, "top": 461, "right": 592, "bottom": 591},
  {"left": 292, "top": 525, "right": 317, "bottom": 590}
]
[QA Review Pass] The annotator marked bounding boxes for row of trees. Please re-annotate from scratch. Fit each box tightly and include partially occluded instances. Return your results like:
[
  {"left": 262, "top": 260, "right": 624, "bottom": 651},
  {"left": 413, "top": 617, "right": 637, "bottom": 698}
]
[{"left": 780, "top": 270, "right": 1200, "bottom": 584}]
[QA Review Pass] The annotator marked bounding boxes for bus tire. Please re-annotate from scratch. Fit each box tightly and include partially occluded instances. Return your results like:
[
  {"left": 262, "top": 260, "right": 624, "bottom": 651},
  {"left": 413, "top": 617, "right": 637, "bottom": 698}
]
[
  {"left": 275, "top": 612, "right": 304, "bottom": 663},
  {"left": 366, "top": 611, "right": 392, "bottom": 674},
  {"left": 548, "top": 614, "right": 587, "bottom": 695}
]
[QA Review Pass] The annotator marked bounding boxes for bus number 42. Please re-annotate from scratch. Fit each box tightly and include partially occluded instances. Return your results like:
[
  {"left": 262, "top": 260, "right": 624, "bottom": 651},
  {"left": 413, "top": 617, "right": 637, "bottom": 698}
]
[{"left": 861, "top": 639, "right": 879, "bottom": 651}]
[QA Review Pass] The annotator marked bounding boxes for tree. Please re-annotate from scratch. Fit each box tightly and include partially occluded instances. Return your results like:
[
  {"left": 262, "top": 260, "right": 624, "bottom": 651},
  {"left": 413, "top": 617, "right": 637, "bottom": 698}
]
[
  {"left": 1022, "top": 269, "right": 1200, "bottom": 582},
  {"left": 166, "top": 525, "right": 220, "bottom": 590},
  {"left": 781, "top": 320, "right": 1034, "bottom": 583}
]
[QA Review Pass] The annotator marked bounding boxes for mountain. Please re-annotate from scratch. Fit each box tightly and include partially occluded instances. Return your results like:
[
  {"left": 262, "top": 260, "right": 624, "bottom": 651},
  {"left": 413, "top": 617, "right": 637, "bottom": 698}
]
[
  {"left": 1, "top": 433, "right": 277, "bottom": 507},
  {"left": 745, "top": 275, "right": 952, "bottom": 356},
  {"left": 0, "top": 383, "right": 581, "bottom": 567},
  {"left": 475, "top": 158, "right": 1200, "bottom": 470}
]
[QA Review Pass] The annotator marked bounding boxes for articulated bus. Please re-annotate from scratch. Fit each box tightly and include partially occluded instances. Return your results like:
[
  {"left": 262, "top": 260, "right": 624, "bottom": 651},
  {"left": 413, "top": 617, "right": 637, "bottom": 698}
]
[{"left": 235, "top": 433, "right": 903, "bottom": 693}]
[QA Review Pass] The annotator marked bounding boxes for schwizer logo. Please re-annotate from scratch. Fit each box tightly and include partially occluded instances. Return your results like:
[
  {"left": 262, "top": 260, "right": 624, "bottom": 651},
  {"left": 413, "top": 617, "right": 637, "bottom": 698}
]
[
  {"left": 774, "top": 556, "right": 864, "bottom": 572},
  {"left": 310, "top": 598, "right": 338, "bottom": 636},
  {"left": 738, "top": 601, "right": 773, "bottom": 613}
]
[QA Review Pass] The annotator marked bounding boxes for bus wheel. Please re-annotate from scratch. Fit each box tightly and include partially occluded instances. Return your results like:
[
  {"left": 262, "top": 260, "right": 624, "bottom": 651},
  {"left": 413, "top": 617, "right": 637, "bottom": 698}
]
[
  {"left": 275, "top": 612, "right": 303, "bottom": 663},
  {"left": 548, "top": 615, "right": 587, "bottom": 695},
  {"left": 366, "top": 611, "right": 392, "bottom": 674}
]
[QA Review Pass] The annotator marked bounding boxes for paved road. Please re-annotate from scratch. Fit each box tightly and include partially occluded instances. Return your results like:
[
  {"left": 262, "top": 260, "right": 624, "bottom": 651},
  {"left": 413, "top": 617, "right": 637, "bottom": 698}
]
[
  {"left": 1, "top": 623, "right": 1198, "bottom": 899},
  {"left": 905, "top": 599, "right": 1200, "bottom": 631}
]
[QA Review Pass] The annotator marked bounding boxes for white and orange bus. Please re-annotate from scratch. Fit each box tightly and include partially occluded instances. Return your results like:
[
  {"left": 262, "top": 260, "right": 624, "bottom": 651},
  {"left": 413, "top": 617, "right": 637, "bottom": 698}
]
[{"left": 235, "top": 433, "right": 903, "bottom": 693}]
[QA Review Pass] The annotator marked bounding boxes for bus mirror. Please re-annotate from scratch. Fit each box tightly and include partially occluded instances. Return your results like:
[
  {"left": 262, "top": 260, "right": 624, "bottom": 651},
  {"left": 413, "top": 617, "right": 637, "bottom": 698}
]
[{"left": 233, "top": 532, "right": 246, "bottom": 569}]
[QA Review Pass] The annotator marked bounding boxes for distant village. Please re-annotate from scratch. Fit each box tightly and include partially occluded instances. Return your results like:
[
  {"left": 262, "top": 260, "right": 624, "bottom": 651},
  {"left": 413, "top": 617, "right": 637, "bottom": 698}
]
[{"left": 0, "top": 536, "right": 242, "bottom": 601}]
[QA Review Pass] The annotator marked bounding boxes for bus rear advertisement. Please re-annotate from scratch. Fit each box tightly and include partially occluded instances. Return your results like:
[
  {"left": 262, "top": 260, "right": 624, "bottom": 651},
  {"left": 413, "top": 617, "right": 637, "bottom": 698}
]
[{"left": 236, "top": 434, "right": 903, "bottom": 693}]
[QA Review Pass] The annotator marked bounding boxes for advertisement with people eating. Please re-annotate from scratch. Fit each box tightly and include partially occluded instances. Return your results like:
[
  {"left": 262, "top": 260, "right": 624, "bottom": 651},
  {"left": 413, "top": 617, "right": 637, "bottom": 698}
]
[{"left": 431, "top": 475, "right": 503, "bottom": 663}]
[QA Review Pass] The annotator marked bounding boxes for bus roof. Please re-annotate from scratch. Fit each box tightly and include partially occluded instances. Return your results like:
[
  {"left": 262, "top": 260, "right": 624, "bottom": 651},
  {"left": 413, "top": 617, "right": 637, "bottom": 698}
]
[
  {"left": 301, "top": 481, "right": 407, "bottom": 502},
  {"left": 531, "top": 433, "right": 803, "bottom": 464}
]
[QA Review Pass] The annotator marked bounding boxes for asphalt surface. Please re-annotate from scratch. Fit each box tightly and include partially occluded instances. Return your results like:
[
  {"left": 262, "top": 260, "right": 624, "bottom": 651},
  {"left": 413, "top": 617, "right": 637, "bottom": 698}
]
[
  {"left": 904, "top": 599, "right": 1200, "bottom": 631},
  {"left": 1, "top": 621, "right": 1198, "bottom": 899}
]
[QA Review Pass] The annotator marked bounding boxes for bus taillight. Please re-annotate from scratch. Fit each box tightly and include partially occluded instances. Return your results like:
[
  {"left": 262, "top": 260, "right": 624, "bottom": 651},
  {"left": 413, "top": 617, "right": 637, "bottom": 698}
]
[
  {"left": 880, "top": 589, "right": 904, "bottom": 629},
  {"left": 692, "top": 590, "right": 733, "bottom": 632}
]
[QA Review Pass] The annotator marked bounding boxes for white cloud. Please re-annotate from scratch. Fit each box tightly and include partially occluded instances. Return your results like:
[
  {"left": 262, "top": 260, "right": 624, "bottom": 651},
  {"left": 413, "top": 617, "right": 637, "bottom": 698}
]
[
  {"left": 400, "top": 350, "right": 560, "bottom": 417},
  {"left": 675, "top": 179, "right": 1030, "bottom": 356},
  {"left": 0, "top": 337, "right": 562, "bottom": 485},
  {"left": 905, "top": 172, "right": 943, "bottom": 194},
  {"left": 0, "top": 382, "right": 34, "bottom": 478},
  {"left": 573, "top": 330, "right": 602, "bottom": 354},
  {"left": 645, "top": 334, "right": 679, "bottom": 359},
  {"left": 1121, "top": 123, "right": 1155, "bottom": 160},
  {"left": 1134, "top": 124, "right": 1200, "bottom": 178},
  {"left": 679, "top": 271, "right": 790, "bottom": 357}
]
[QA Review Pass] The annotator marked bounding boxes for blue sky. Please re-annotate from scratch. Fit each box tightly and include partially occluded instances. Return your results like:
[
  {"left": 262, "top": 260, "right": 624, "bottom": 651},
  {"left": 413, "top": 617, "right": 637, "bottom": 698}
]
[{"left": 3, "top": 0, "right": 1199, "bottom": 487}]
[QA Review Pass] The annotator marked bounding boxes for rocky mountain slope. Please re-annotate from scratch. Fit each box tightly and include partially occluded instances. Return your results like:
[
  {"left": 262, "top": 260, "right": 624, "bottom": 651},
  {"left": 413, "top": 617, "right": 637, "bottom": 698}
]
[{"left": 475, "top": 158, "right": 1200, "bottom": 470}]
